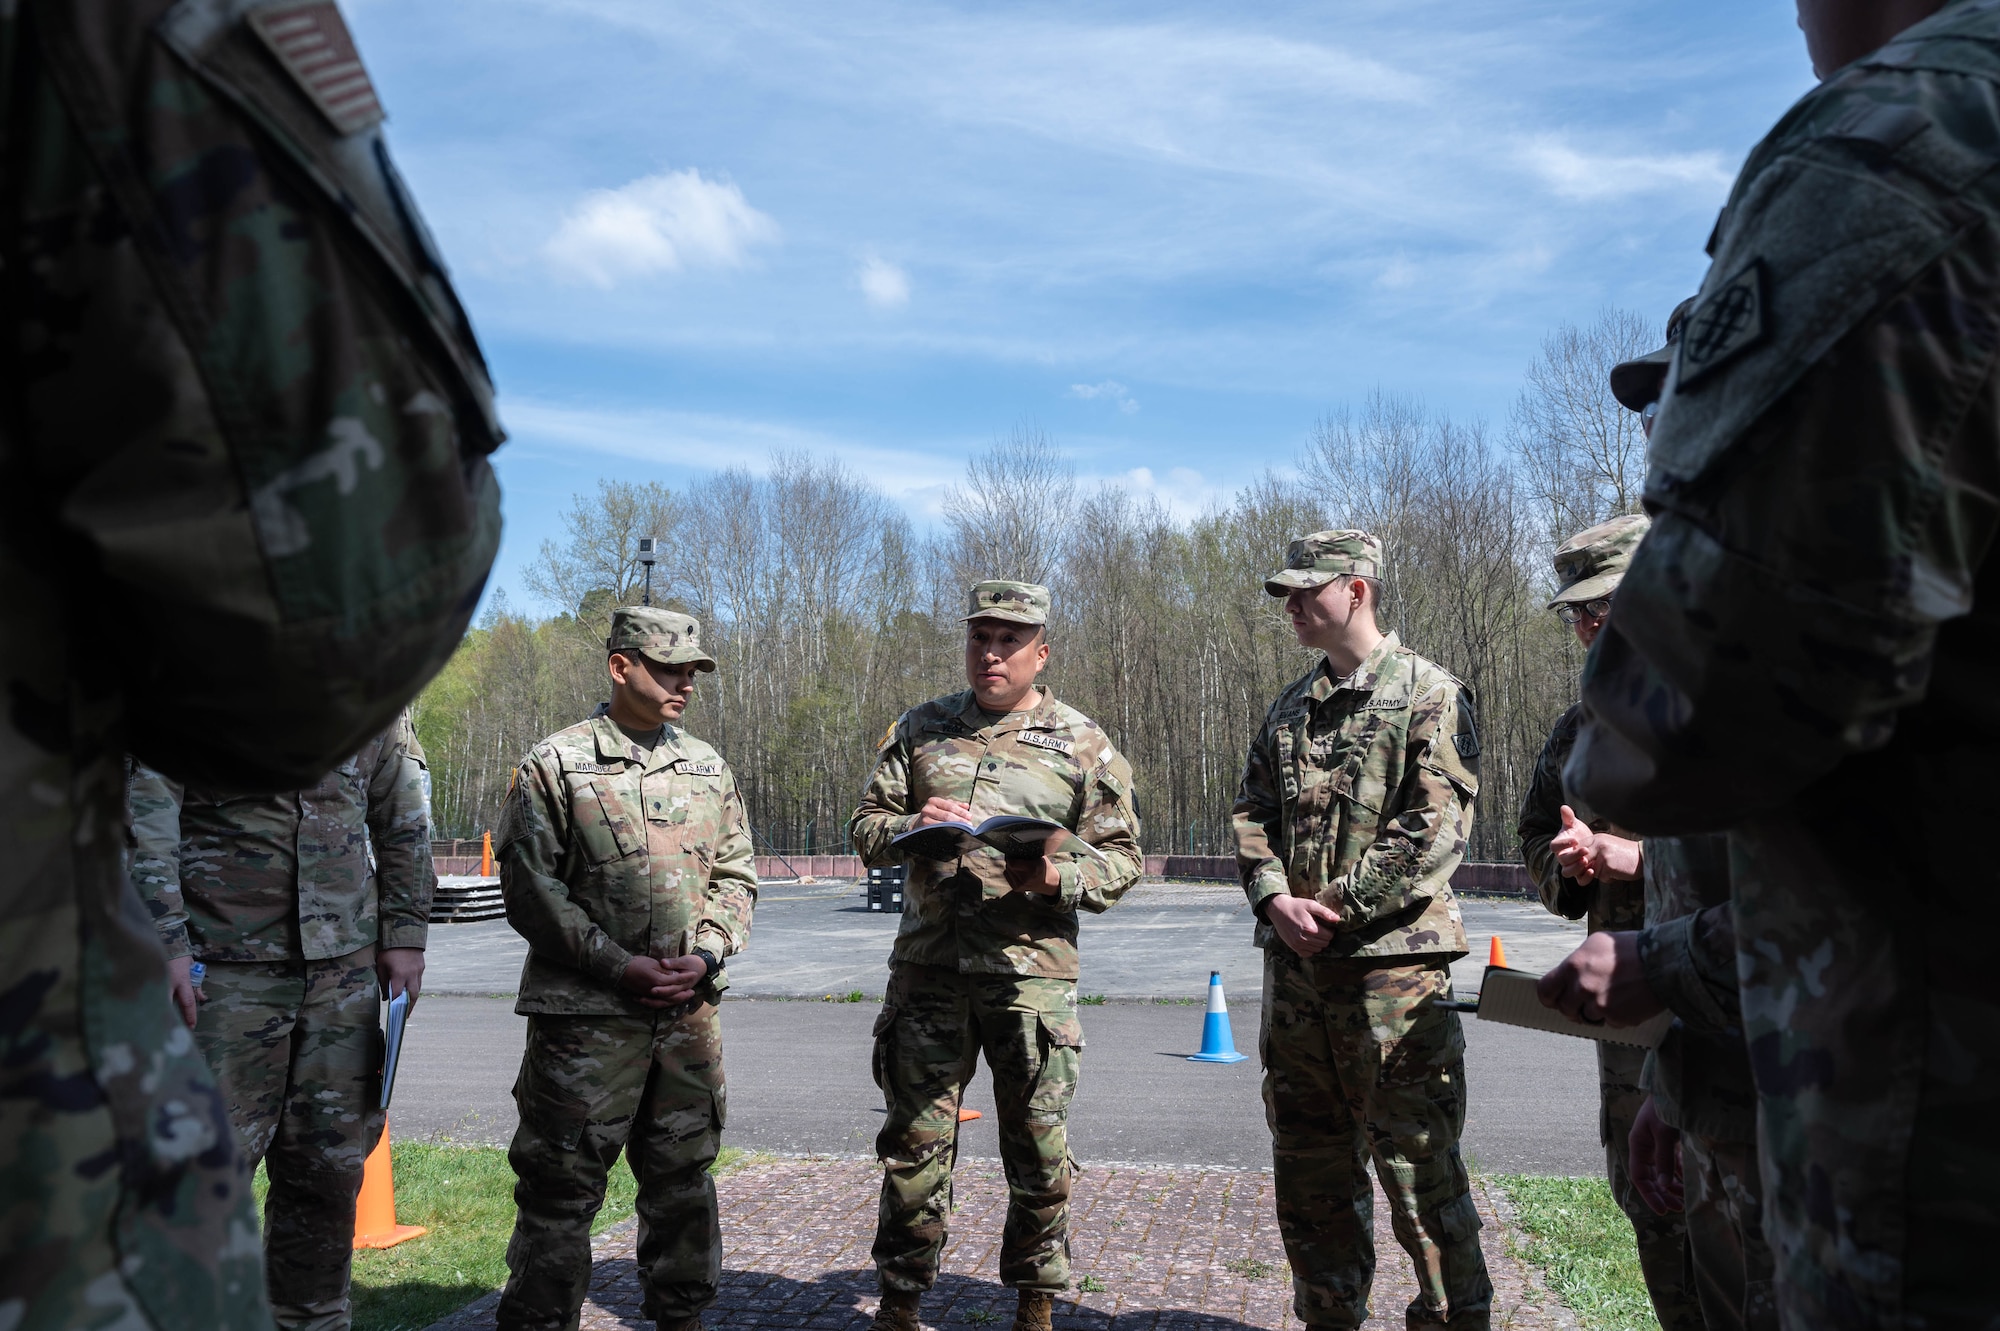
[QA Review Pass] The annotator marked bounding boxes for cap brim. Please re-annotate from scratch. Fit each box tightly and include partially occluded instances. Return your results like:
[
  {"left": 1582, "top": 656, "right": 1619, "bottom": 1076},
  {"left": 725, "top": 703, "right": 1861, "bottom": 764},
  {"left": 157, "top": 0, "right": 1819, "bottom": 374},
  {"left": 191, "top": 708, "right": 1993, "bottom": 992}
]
[
  {"left": 1547, "top": 571, "right": 1626, "bottom": 609},
  {"left": 1264, "top": 568, "right": 1338, "bottom": 597},
  {"left": 961, "top": 610, "right": 1045, "bottom": 626},
  {"left": 638, "top": 647, "right": 717, "bottom": 673},
  {"left": 1609, "top": 346, "right": 1674, "bottom": 412}
]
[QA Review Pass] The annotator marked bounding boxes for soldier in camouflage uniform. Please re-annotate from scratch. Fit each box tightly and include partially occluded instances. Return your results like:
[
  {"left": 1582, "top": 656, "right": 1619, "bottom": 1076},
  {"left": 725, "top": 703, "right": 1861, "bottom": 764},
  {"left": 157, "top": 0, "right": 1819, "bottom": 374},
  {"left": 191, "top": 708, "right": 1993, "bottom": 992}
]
[
  {"left": 495, "top": 607, "right": 757, "bottom": 1331},
  {"left": 1, "top": 0, "right": 500, "bottom": 1324},
  {"left": 1565, "top": 4, "right": 2000, "bottom": 1325},
  {"left": 1515, "top": 514, "right": 1699, "bottom": 1331},
  {"left": 126, "top": 713, "right": 436, "bottom": 1331},
  {"left": 1233, "top": 533, "right": 1489, "bottom": 1331},
  {"left": 850, "top": 581, "right": 1143, "bottom": 1331}
]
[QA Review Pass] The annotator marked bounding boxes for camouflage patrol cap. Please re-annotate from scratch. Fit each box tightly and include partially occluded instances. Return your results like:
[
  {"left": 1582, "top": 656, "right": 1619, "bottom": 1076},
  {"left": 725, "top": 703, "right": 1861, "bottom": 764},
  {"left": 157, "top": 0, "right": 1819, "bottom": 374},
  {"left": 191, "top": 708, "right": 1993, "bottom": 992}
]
[
  {"left": 607, "top": 605, "right": 716, "bottom": 672},
  {"left": 1609, "top": 297, "right": 1699, "bottom": 412},
  {"left": 1549, "top": 514, "right": 1651, "bottom": 608},
  {"left": 963, "top": 580, "right": 1050, "bottom": 626},
  {"left": 1263, "top": 530, "right": 1383, "bottom": 597}
]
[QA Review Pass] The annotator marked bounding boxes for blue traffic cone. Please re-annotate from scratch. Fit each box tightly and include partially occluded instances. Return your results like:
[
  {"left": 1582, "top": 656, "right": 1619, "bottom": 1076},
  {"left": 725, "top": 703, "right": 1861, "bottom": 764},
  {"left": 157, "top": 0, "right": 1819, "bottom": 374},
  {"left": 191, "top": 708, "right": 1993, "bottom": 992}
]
[{"left": 1187, "top": 971, "right": 1249, "bottom": 1063}]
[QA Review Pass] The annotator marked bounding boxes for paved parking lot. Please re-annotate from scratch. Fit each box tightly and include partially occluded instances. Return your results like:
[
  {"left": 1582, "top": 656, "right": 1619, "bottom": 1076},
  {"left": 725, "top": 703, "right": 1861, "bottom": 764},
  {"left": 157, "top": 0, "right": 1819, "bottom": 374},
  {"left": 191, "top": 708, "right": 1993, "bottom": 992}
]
[{"left": 397, "top": 886, "right": 1602, "bottom": 1176}]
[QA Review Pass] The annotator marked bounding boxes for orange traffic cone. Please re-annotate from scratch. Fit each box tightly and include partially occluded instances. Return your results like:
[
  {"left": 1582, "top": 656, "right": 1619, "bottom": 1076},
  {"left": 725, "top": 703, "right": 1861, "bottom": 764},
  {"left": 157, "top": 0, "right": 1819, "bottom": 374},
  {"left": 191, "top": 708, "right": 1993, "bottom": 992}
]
[
  {"left": 353, "top": 1120, "right": 427, "bottom": 1250},
  {"left": 480, "top": 831, "right": 494, "bottom": 877},
  {"left": 1488, "top": 936, "right": 1508, "bottom": 968}
]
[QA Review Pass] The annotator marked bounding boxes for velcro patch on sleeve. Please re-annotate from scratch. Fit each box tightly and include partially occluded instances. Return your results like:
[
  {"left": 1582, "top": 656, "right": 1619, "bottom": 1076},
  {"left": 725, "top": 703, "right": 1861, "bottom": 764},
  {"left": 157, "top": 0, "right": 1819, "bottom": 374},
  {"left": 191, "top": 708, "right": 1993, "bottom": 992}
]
[
  {"left": 1676, "top": 260, "right": 1768, "bottom": 389},
  {"left": 673, "top": 759, "right": 724, "bottom": 777},
  {"left": 1020, "top": 731, "right": 1075, "bottom": 755},
  {"left": 247, "top": 2, "right": 387, "bottom": 137},
  {"left": 1453, "top": 731, "right": 1481, "bottom": 759}
]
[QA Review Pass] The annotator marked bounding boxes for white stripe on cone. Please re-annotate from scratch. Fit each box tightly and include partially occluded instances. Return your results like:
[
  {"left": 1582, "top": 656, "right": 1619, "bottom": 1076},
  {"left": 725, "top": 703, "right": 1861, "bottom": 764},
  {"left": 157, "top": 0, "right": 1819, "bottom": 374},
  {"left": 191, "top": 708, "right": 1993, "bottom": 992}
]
[{"left": 1208, "top": 971, "right": 1228, "bottom": 1013}]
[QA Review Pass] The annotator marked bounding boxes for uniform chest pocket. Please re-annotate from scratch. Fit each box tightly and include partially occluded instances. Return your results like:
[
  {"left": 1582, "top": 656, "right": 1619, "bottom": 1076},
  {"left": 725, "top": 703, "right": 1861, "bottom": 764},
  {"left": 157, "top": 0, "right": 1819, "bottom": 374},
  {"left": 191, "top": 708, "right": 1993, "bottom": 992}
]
[{"left": 569, "top": 775, "right": 645, "bottom": 865}]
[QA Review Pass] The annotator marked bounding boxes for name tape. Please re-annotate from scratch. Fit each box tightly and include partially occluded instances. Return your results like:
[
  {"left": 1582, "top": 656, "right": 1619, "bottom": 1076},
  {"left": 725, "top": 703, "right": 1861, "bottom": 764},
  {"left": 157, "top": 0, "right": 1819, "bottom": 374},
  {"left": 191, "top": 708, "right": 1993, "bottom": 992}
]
[{"left": 1019, "top": 731, "right": 1075, "bottom": 755}]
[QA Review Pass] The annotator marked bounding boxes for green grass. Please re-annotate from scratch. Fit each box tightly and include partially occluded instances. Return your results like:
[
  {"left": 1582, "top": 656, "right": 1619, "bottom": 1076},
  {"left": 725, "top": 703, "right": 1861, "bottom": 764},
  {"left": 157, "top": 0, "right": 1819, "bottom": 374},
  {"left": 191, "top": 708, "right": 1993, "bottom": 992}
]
[
  {"left": 1491, "top": 1175, "right": 1656, "bottom": 1331},
  {"left": 1078, "top": 994, "right": 1107, "bottom": 1006},
  {"left": 253, "top": 1141, "right": 747, "bottom": 1331}
]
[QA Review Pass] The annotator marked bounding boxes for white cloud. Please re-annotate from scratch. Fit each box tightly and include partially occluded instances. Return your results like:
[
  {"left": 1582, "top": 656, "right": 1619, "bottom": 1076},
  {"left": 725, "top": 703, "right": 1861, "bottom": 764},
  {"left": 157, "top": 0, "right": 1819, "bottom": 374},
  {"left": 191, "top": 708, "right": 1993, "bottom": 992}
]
[
  {"left": 544, "top": 169, "right": 778, "bottom": 287},
  {"left": 500, "top": 397, "right": 965, "bottom": 501},
  {"left": 858, "top": 255, "right": 911, "bottom": 308},
  {"left": 1518, "top": 137, "right": 1733, "bottom": 201},
  {"left": 1107, "top": 465, "right": 1222, "bottom": 519},
  {"left": 1068, "top": 380, "right": 1140, "bottom": 415}
]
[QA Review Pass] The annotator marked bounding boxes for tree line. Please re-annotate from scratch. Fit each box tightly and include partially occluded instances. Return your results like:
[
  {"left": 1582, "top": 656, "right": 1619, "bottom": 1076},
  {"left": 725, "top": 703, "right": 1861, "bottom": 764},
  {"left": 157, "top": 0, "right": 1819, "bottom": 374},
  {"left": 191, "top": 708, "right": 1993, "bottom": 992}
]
[{"left": 414, "top": 309, "right": 1653, "bottom": 865}]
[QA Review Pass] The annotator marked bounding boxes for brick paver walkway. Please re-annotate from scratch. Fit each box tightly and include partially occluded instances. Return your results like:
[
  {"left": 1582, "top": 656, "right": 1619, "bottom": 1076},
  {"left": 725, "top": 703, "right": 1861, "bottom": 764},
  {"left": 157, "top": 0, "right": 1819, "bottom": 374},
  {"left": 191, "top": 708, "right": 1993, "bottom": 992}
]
[{"left": 431, "top": 1156, "right": 1576, "bottom": 1329}]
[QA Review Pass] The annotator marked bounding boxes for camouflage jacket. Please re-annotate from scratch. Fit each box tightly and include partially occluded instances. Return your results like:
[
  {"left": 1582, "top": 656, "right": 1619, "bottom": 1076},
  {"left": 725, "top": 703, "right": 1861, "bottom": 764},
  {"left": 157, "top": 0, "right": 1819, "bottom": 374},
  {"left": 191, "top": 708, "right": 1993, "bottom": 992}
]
[
  {"left": 1516, "top": 703, "right": 1644, "bottom": 933},
  {"left": 1, "top": 0, "right": 503, "bottom": 1323},
  {"left": 1638, "top": 835, "right": 1754, "bottom": 1142},
  {"left": 127, "top": 714, "right": 435, "bottom": 963},
  {"left": 1570, "top": 0, "right": 2000, "bottom": 832},
  {"left": 1233, "top": 633, "right": 1477, "bottom": 959},
  {"left": 849, "top": 688, "right": 1143, "bottom": 979},
  {"left": 498, "top": 715, "right": 758, "bottom": 1015}
]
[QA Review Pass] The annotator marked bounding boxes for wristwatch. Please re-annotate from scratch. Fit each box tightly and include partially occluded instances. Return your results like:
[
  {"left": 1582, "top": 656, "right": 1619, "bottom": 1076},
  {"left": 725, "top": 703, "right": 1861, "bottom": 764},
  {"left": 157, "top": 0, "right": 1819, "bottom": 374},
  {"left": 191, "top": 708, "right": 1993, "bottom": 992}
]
[{"left": 692, "top": 949, "right": 723, "bottom": 982}]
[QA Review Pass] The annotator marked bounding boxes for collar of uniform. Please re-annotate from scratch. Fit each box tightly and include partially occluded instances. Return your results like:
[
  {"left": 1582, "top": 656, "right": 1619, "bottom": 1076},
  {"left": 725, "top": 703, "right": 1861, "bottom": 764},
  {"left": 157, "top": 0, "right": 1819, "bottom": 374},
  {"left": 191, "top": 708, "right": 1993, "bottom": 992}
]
[
  {"left": 1309, "top": 630, "right": 1402, "bottom": 703},
  {"left": 587, "top": 714, "right": 684, "bottom": 770},
  {"left": 949, "top": 687, "right": 1062, "bottom": 735}
]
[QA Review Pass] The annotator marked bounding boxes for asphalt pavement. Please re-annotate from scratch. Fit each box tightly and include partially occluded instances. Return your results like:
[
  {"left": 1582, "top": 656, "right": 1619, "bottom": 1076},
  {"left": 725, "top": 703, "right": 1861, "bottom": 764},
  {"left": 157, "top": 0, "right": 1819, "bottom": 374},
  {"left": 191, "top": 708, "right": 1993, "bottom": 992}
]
[
  {"left": 423, "top": 880, "right": 1589, "bottom": 1003},
  {"left": 396, "top": 884, "right": 1603, "bottom": 1177}
]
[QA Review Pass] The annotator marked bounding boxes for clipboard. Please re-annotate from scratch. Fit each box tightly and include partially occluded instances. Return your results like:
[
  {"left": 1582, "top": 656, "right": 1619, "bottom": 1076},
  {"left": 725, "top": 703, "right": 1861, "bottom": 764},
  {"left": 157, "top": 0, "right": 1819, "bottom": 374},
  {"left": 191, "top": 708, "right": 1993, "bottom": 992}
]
[
  {"left": 1449, "top": 965, "right": 1672, "bottom": 1048},
  {"left": 380, "top": 990, "right": 413, "bottom": 1110}
]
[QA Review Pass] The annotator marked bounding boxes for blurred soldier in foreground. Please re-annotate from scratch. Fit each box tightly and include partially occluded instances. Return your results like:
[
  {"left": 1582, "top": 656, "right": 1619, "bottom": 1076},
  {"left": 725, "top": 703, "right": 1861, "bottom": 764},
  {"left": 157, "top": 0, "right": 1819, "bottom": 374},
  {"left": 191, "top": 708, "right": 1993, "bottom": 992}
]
[
  {"left": 495, "top": 608, "right": 757, "bottom": 1331},
  {"left": 126, "top": 713, "right": 436, "bottom": 1331},
  {"left": 1516, "top": 513, "right": 1699, "bottom": 1331},
  {"left": 850, "top": 581, "right": 1143, "bottom": 1331},
  {"left": 1233, "top": 533, "right": 1490, "bottom": 1330},
  {"left": 1564, "top": 3, "right": 1999, "bottom": 1325},
  {"left": 1539, "top": 310, "right": 1774, "bottom": 1331},
  {"left": 1, "top": 0, "right": 501, "bottom": 1324}
]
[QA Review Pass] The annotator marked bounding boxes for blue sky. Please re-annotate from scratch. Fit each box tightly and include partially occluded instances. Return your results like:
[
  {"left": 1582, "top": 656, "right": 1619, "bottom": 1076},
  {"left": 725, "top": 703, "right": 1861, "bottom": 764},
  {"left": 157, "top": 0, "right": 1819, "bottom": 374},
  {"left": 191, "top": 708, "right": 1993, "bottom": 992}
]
[{"left": 346, "top": 0, "right": 1815, "bottom": 612}]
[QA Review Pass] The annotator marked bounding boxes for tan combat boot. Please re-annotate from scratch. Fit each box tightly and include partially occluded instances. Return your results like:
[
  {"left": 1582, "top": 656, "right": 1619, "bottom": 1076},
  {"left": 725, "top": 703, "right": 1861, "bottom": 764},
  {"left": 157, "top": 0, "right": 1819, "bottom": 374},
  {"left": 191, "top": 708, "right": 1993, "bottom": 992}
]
[
  {"left": 869, "top": 1288, "right": 923, "bottom": 1331},
  {"left": 1012, "top": 1289, "right": 1054, "bottom": 1331}
]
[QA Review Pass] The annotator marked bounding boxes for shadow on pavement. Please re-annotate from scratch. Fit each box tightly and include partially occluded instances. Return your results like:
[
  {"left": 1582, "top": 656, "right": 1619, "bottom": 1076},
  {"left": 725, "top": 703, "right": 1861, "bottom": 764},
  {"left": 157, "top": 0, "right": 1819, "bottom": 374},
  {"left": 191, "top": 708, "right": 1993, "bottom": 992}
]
[{"left": 696, "top": 1264, "right": 1281, "bottom": 1329}]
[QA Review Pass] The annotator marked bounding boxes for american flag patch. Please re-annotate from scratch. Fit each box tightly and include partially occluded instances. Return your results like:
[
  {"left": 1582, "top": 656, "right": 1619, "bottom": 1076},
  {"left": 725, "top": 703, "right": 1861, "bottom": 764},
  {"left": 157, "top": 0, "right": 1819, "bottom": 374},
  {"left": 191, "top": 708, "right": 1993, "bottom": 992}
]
[{"left": 247, "top": 2, "right": 385, "bottom": 136}]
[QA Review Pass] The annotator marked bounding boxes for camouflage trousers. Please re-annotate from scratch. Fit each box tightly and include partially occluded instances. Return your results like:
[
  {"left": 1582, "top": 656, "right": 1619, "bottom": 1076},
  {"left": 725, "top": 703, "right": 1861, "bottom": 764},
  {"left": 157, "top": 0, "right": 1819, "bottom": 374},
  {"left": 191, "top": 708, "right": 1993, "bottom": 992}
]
[
  {"left": 0, "top": 736, "right": 269, "bottom": 1331},
  {"left": 498, "top": 1003, "right": 726, "bottom": 1331},
  {"left": 1731, "top": 816, "right": 2000, "bottom": 1331},
  {"left": 196, "top": 946, "right": 385, "bottom": 1331},
  {"left": 1682, "top": 1132, "right": 1777, "bottom": 1331},
  {"left": 871, "top": 965, "right": 1084, "bottom": 1294},
  {"left": 1597, "top": 1043, "right": 1700, "bottom": 1331},
  {"left": 1260, "top": 951, "right": 1490, "bottom": 1331}
]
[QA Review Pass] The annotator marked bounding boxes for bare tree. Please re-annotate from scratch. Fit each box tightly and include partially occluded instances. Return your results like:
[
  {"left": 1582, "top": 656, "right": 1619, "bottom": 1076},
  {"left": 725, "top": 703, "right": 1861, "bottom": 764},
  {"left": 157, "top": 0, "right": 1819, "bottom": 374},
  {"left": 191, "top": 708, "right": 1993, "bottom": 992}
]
[
  {"left": 940, "top": 425, "right": 1077, "bottom": 585},
  {"left": 1510, "top": 308, "right": 1654, "bottom": 546},
  {"left": 522, "top": 480, "right": 679, "bottom": 638}
]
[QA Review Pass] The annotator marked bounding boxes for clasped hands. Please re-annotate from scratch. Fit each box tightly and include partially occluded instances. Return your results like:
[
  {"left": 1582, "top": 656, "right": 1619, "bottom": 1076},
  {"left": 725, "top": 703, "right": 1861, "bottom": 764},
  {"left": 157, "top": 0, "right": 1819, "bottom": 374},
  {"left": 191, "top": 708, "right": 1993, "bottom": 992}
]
[
  {"left": 1550, "top": 805, "right": 1641, "bottom": 884},
  {"left": 621, "top": 954, "right": 710, "bottom": 1009},
  {"left": 916, "top": 796, "right": 1059, "bottom": 895}
]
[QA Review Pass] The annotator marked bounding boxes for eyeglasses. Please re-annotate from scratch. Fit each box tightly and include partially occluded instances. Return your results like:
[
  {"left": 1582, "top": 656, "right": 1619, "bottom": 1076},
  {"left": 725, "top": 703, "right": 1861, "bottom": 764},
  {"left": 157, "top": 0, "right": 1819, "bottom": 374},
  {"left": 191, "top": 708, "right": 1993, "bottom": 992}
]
[{"left": 1555, "top": 598, "right": 1612, "bottom": 625}]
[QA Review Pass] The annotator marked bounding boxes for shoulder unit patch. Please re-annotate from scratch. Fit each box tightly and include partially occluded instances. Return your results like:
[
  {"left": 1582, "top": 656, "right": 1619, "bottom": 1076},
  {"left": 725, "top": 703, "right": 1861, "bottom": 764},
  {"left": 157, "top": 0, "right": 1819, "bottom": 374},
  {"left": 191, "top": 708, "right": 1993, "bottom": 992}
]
[
  {"left": 247, "top": 1, "right": 387, "bottom": 137},
  {"left": 1676, "top": 260, "right": 1768, "bottom": 390}
]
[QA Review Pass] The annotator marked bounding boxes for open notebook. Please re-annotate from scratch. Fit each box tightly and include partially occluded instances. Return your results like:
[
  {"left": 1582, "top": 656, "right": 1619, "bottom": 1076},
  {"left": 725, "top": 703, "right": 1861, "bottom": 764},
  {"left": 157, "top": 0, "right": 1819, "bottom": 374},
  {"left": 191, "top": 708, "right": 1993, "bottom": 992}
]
[{"left": 1467, "top": 966, "right": 1673, "bottom": 1048}]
